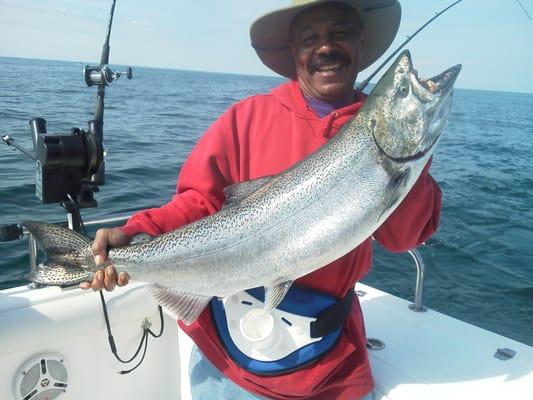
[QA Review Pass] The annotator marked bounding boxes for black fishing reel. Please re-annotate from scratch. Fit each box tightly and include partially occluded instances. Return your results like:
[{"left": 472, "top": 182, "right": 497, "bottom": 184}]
[
  {"left": 30, "top": 117, "right": 104, "bottom": 207},
  {"left": 31, "top": 62, "right": 132, "bottom": 208}
]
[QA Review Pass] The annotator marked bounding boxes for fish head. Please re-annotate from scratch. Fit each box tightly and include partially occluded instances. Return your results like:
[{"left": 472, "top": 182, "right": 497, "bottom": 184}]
[{"left": 367, "top": 49, "right": 461, "bottom": 164}]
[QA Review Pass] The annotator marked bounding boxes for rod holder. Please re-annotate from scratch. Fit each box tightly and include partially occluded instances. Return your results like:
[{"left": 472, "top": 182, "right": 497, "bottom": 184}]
[{"left": 407, "top": 248, "right": 427, "bottom": 312}]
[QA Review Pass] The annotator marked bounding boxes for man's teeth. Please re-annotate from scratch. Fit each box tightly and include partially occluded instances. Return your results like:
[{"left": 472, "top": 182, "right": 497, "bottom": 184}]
[{"left": 317, "top": 63, "right": 342, "bottom": 72}]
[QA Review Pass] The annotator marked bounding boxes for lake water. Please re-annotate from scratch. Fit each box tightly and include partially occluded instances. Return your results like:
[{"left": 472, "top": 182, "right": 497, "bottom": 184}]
[{"left": 1, "top": 56, "right": 532, "bottom": 345}]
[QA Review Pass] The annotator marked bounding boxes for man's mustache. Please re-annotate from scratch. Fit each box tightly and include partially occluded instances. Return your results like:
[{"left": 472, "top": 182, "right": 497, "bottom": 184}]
[{"left": 311, "top": 51, "right": 349, "bottom": 69}]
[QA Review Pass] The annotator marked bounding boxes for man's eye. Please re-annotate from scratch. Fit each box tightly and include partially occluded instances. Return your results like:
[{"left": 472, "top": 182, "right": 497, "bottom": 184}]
[
  {"left": 332, "top": 31, "right": 349, "bottom": 40},
  {"left": 301, "top": 36, "right": 316, "bottom": 47}
]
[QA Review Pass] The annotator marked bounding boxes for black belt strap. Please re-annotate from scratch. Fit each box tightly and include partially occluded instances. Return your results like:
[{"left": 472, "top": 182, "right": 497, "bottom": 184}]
[{"left": 310, "top": 289, "right": 354, "bottom": 338}]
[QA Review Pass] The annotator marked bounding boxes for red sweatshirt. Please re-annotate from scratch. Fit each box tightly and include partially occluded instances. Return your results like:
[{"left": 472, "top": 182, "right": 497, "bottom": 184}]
[{"left": 122, "top": 80, "right": 441, "bottom": 399}]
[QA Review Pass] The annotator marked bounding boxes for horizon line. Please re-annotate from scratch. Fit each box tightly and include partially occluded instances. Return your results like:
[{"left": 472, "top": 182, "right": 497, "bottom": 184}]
[{"left": 1, "top": 54, "right": 532, "bottom": 96}]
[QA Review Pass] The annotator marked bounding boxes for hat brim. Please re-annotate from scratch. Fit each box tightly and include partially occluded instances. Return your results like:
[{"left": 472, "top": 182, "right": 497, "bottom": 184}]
[{"left": 250, "top": 0, "right": 401, "bottom": 78}]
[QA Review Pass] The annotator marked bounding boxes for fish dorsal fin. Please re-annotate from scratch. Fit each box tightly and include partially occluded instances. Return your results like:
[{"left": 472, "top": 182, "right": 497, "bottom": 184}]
[
  {"left": 149, "top": 284, "right": 212, "bottom": 325},
  {"left": 223, "top": 176, "right": 273, "bottom": 208},
  {"left": 23, "top": 221, "right": 91, "bottom": 253},
  {"left": 264, "top": 280, "right": 293, "bottom": 313}
]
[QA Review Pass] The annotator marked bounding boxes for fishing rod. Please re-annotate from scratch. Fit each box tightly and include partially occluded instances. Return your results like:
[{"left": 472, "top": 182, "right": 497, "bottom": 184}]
[
  {"left": 357, "top": 0, "right": 463, "bottom": 92},
  {"left": 85, "top": 0, "right": 132, "bottom": 131},
  {"left": 83, "top": 4, "right": 163, "bottom": 374},
  {"left": 514, "top": 0, "right": 532, "bottom": 20}
]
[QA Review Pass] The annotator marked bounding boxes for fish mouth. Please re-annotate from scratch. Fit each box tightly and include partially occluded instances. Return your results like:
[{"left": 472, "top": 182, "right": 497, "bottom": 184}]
[
  {"left": 412, "top": 62, "right": 462, "bottom": 103},
  {"left": 387, "top": 51, "right": 461, "bottom": 163},
  {"left": 417, "top": 63, "right": 461, "bottom": 157}
]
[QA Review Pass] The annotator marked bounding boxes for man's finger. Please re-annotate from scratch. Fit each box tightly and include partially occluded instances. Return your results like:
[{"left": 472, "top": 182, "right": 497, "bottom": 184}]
[
  {"left": 91, "top": 270, "right": 104, "bottom": 291},
  {"left": 92, "top": 230, "right": 110, "bottom": 264},
  {"left": 104, "top": 266, "right": 117, "bottom": 291},
  {"left": 117, "top": 272, "right": 130, "bottom": 287}
]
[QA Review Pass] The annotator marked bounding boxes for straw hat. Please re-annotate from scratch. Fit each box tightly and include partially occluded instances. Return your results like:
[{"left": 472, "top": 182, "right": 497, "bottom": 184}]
[{"left": 250, "top": 0, "right": 401, "bottom": 78}]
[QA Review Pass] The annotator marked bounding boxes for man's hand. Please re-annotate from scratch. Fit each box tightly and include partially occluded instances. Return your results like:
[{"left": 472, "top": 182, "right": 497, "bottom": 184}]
[{"left": 80, "top": 227, "right": 131, "bottom": 291}]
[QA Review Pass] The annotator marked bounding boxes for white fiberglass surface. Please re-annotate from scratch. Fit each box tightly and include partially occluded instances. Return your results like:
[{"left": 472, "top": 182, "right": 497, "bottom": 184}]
[
  {"left": 1, "top": 281, "right": 531, "bottom": 400},
  {"left": 358, "top": 283, "right": 533, "bottom": 400}
]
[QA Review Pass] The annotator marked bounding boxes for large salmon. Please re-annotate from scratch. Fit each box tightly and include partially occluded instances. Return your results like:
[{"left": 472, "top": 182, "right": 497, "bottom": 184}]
[{"left": 24, "top": 50, "right": 461, "bottom": 323}]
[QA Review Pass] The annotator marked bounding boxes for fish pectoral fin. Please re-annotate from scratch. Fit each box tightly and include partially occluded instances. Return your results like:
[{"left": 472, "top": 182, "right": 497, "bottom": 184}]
[
  {"left": 149, "top": 284, "right": 211, "bottom": 325},
  {"left": 264, "top": 280, "right": 293, "bottom": 313},
  {"left": 222, "top": 176, "right": 273, "bottom": 208}
]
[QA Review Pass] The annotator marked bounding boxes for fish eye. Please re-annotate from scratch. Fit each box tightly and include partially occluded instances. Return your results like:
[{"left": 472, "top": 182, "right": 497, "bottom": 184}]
[{"left": 398, "top": 83, "right": 410, "bottom": 97}]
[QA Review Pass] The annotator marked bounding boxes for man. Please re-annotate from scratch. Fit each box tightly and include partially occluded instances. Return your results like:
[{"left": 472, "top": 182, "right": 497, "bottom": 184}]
[{"left": 85, "top": 1, "right": 441, "bottom": 399}]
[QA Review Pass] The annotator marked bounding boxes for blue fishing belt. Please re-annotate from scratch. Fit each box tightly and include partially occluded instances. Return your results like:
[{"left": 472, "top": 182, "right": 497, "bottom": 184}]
[{"left": 210, "top": 285, "right": 354, "bottom": 375}]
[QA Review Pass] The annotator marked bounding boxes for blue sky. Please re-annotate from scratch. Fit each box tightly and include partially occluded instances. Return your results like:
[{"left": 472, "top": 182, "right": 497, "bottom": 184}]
[{"left": 1, "top": 0, "right": 532, "bottom": 93}]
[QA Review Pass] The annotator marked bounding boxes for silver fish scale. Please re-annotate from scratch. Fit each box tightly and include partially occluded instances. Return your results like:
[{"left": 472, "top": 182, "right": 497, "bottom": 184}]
[{"left": 107, "top": 106, "right": 427, "bottom": 298}]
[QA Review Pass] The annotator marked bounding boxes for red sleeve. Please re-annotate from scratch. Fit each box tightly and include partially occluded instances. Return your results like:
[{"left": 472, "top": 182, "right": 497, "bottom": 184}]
[
  {"left": 121, "top": 109, "right": 239, "bottom": 238},
  {"left": 373, "top": 159, "right": 442, "bottom": 252}
]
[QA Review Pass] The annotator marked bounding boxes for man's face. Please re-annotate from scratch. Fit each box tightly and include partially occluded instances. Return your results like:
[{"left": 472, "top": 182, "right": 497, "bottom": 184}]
[{"left": 289, "top": 4, "right": 364, "bottom": 104}]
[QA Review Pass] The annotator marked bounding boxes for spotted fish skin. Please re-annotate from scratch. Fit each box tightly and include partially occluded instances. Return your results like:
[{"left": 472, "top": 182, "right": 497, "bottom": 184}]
[
  {"left": 26, "top": 264, "right": 94, "bottom": 287},
  {"left": 23, "top": 51, "right": 461, "bottom": 324},
  {"left": 23, "top": 221, "right": 96, "bottom": 287}
]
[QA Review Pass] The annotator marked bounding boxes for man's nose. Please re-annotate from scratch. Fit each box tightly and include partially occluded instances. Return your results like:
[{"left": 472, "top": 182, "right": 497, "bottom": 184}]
[{"left": 315, "top": 37, "right": 337, "bottom": 53}]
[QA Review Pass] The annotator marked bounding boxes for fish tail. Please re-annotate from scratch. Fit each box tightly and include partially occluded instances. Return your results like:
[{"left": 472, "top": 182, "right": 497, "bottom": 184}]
[
  {"left": 25, "top": 264, "right": 94, "bottom": 287},
  {"left": 23, "top": 221, "right": 96, "bottom": 286}
]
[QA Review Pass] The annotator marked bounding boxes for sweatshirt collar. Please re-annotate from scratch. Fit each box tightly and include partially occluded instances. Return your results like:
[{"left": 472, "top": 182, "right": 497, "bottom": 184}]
[{"left": 271, "top": 80, "right": 366, "bottom": 120}]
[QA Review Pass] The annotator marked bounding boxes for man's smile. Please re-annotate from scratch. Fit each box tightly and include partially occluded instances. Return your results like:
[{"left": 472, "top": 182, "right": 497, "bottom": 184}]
[
  {"left": 315, "top": 62, "right": 344, "bottom": 73},
  {"left": 311, "top": 54, "right": 351, "bottom": 79}
]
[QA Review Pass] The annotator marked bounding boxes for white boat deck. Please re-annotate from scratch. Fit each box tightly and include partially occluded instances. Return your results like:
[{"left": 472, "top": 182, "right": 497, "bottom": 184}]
[
  {"left": 357, "top": 283, "right": 532, "bottom": 399},
  {"left": 0, "top": 281, "right": 531, "bottom": 399}
]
